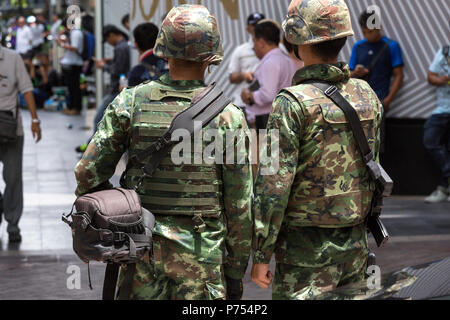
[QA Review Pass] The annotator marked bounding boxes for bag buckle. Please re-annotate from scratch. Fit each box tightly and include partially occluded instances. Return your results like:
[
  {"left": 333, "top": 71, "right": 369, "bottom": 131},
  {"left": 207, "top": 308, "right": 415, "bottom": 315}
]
[
  {"left": 154, "top": 133, "right": 172, "bottom": 152},
  {"left": 324, "top": 86, "right": 338, "bottom": 97},
  {"left": 114, "top": 232, "right": 126, "bottom": 244},
  {"left": 193, "top": 214, "right": 206, "bottom": 234}
]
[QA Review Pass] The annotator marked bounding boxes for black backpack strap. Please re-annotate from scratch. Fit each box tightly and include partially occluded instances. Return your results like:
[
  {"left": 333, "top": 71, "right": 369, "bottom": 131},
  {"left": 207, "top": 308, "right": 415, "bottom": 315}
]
[
  {"left": 130, "top": 83, "right": 230, "bottom": 189},
  {"left": 102, "top": 263, "right": 120, "bottom": 300},
  {"left": 102, "top": 262, "right": 137, "bottom": 300},
  {"left": 118, "top": 263, "right": 136, "bottom": 300}
]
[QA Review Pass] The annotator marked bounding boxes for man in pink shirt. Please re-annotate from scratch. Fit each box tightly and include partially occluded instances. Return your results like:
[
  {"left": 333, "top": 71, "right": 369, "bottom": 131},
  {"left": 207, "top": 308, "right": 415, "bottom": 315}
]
[{"left": 241, "top": 20, "right": 298, "bottom": 129}]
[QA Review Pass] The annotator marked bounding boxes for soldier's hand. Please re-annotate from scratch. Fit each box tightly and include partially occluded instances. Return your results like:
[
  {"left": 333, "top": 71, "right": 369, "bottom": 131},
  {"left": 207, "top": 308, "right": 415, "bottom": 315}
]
[
  {"left": 225, "top": 276, "right": 243, "bottom": 300},
  {"left": 251, "top": 264, "right": 272, "bottom": 289}
]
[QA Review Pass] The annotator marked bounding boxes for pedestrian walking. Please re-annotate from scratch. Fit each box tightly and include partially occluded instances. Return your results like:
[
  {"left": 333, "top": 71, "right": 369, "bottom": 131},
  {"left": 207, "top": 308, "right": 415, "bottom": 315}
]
[{"left": 0, "top": 44, "right": 42, "bottom": 243}]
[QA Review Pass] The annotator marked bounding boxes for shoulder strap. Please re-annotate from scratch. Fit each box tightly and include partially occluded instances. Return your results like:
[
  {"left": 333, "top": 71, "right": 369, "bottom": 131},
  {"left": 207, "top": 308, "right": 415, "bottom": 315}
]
[
  {"left": 368, "top": 40, "right": 391, "bottom": 71},
  {"left": 131, "top": 83, "right": 230, "bottom": 189}
]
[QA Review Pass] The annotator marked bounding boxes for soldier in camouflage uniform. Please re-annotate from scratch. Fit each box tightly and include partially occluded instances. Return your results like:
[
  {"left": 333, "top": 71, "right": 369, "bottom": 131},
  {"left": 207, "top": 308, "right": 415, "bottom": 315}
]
[
  {"left": 251, "top": 0, "right": 383, "bottom": 300},
  {"left": 75, "top": 4, "right": 253, "bottom": 300}
]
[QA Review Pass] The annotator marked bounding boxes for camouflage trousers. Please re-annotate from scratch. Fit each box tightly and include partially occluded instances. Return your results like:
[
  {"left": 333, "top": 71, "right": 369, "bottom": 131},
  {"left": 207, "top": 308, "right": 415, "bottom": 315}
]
[
  {"left": 272, "top": 224, "right": 369, "bottom": 300},
  {"left": 272, "top": 255, "right": 368, "bottom": 300},
  {"left": 118, "top": 235, "right": 226, "bottom": 300}
]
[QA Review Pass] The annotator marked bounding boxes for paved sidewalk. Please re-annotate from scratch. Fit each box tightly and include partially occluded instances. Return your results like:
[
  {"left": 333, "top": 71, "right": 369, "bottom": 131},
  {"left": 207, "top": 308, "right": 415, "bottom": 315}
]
[{"left": 0, "top": 109, "right": 449, "bottom": 300}]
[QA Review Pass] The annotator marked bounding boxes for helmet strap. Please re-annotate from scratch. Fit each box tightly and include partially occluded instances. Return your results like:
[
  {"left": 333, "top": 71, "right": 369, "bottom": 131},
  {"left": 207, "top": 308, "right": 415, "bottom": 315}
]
[{"left": 293, "top": 45, "right": 301, "bottom": 60}]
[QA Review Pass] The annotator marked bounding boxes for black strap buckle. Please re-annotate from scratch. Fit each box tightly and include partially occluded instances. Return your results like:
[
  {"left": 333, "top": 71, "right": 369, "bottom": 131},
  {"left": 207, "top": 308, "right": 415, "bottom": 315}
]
[
  {"left": 113, "top": 232, "right": 126, "bottom": 244},
  {"left": 363, "top": 151, "right": 374, "bottom": 164},
  {"left": 324, "top": 86, "right": 338, "bottom": 97},
  {"left": 155, "top": 132, "right": 172, "bottom": 152}
]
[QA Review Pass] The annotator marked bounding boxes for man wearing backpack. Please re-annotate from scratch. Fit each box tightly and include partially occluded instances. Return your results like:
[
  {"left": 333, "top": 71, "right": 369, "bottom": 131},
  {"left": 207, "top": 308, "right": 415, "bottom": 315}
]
[
  {"left": 75, "top": 4, "right": 253, "bottom": 300},
  {"left": 127, "top": 22, "right": 168, "bottom": 87},
  {"left": 58, "top": 18, "right": 84, "bottom": 116}
]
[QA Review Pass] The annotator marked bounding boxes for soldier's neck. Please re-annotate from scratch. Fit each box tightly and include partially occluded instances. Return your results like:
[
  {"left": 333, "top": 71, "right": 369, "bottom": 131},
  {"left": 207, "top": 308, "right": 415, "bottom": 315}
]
[
  {"left": 303, "top": 57, "right": 338, "bottom": 67},
  {"left": 169, "top": 59, "right": 207, "bottom": 81},
  {"left": 170, "top": 69, "right": 205, "bottom": 81}
]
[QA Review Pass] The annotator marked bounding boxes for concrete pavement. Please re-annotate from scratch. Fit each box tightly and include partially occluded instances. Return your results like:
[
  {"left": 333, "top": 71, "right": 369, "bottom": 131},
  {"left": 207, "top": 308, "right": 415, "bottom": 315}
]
[{"left": 0, "top": 109, "right": 449, "bottom": 300}]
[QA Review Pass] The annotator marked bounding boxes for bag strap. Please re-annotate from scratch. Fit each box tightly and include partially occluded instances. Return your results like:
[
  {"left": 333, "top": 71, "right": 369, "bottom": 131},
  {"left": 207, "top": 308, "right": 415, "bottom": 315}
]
[
  {"left": 131, "top": 83, "right": 230, "bottom": 190},
  {"left": 102, "top": 263, "right": 120, "bottom": 300},
  {"left": 368, "top": 40, "right": 391, "bottom": 72},
  {"left": 306, "top": 81, "right": 381, "bottom": 181}
]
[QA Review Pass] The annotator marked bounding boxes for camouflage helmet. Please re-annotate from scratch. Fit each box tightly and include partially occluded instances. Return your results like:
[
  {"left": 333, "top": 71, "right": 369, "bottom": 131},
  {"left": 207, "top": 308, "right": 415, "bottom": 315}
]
[
  {"left": 283, "top": 0, "right": 354, "bottom": 45},
  {"left": 154, "top": 4, "right": 224, "bottom": 65}
]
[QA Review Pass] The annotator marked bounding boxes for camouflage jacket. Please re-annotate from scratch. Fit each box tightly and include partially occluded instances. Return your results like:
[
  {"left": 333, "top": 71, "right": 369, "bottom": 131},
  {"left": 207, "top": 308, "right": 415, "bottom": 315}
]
[
  {"left": 75, "top": 74, "right": 253, "bottom": 280},
  {"left": 252, "top": 63, "right": 383, "bottom": 264}
]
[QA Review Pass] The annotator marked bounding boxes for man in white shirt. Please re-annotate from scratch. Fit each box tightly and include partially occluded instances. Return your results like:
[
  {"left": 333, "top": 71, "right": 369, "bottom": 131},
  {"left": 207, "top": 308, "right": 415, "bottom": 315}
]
[
  {"left": 15, "top": 17, "right": 32, "bottom": 57},
  {"left": 29, "top": 16, "right": 45, "bottom": 54},
  {"left": 228, "top": 13, "right": 265, "bottom": 107},
  {"left": 58, "top": 18, "right": 84, "bottom": 115}
]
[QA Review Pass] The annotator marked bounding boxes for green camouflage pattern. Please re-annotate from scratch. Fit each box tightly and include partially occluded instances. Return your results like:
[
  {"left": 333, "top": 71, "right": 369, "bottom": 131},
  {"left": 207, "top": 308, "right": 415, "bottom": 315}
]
[
  {"left": 154, "top": 4, "right": 224, "bottom": 65},
  {"left": 252, "top": 63, "right": 383, "bottom": 265},
  {"left": 312, "top": 270, "right": 418, "bottom": 300},
  {"left": 283, "top": 0, "right": 354, "bottom": 45},
  {"left": 75, "top": 74, "right": 253, "bottom": 299},
  {"left": 118, "top": 238, "right": 227, "bottom": 300},
  {"left": 272, "top": 224, "right": 369, "bottom": 300}
]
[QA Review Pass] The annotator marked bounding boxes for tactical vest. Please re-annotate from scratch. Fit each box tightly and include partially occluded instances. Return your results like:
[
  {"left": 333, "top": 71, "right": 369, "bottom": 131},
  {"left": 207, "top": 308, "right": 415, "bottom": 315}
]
[
  {"left": 282, "top": 81, "right": 381, "bottom": 228},
  {"left": 122, "top": 80, "right": 224, "bottom": 219}
]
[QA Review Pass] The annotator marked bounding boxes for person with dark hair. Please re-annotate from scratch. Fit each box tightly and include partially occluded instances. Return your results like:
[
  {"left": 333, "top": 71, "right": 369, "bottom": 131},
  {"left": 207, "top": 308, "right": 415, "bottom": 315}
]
[
  {"left": 92, "top": 24, "right": 130, "bottom": 126},
  {"left": 121, "top": 14, "right": 130, "bottom": 31},
  {"left": 75, "top": 25, "right": 130, "bottom": 153},
  {"left": 241, "top": 20, "right": 297, "bottom": 130},
  {"left": 350, "top": 10, "right": 404, "bottom": 112},
  {"left": 228, "top": 13, "right": 265, "bottom": 108},
  {"left": 127, "top": 23, "right": 168, "bottom": 87},
  {"left": 251, "top": 0, "right": 384, "bottom": 300}
]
